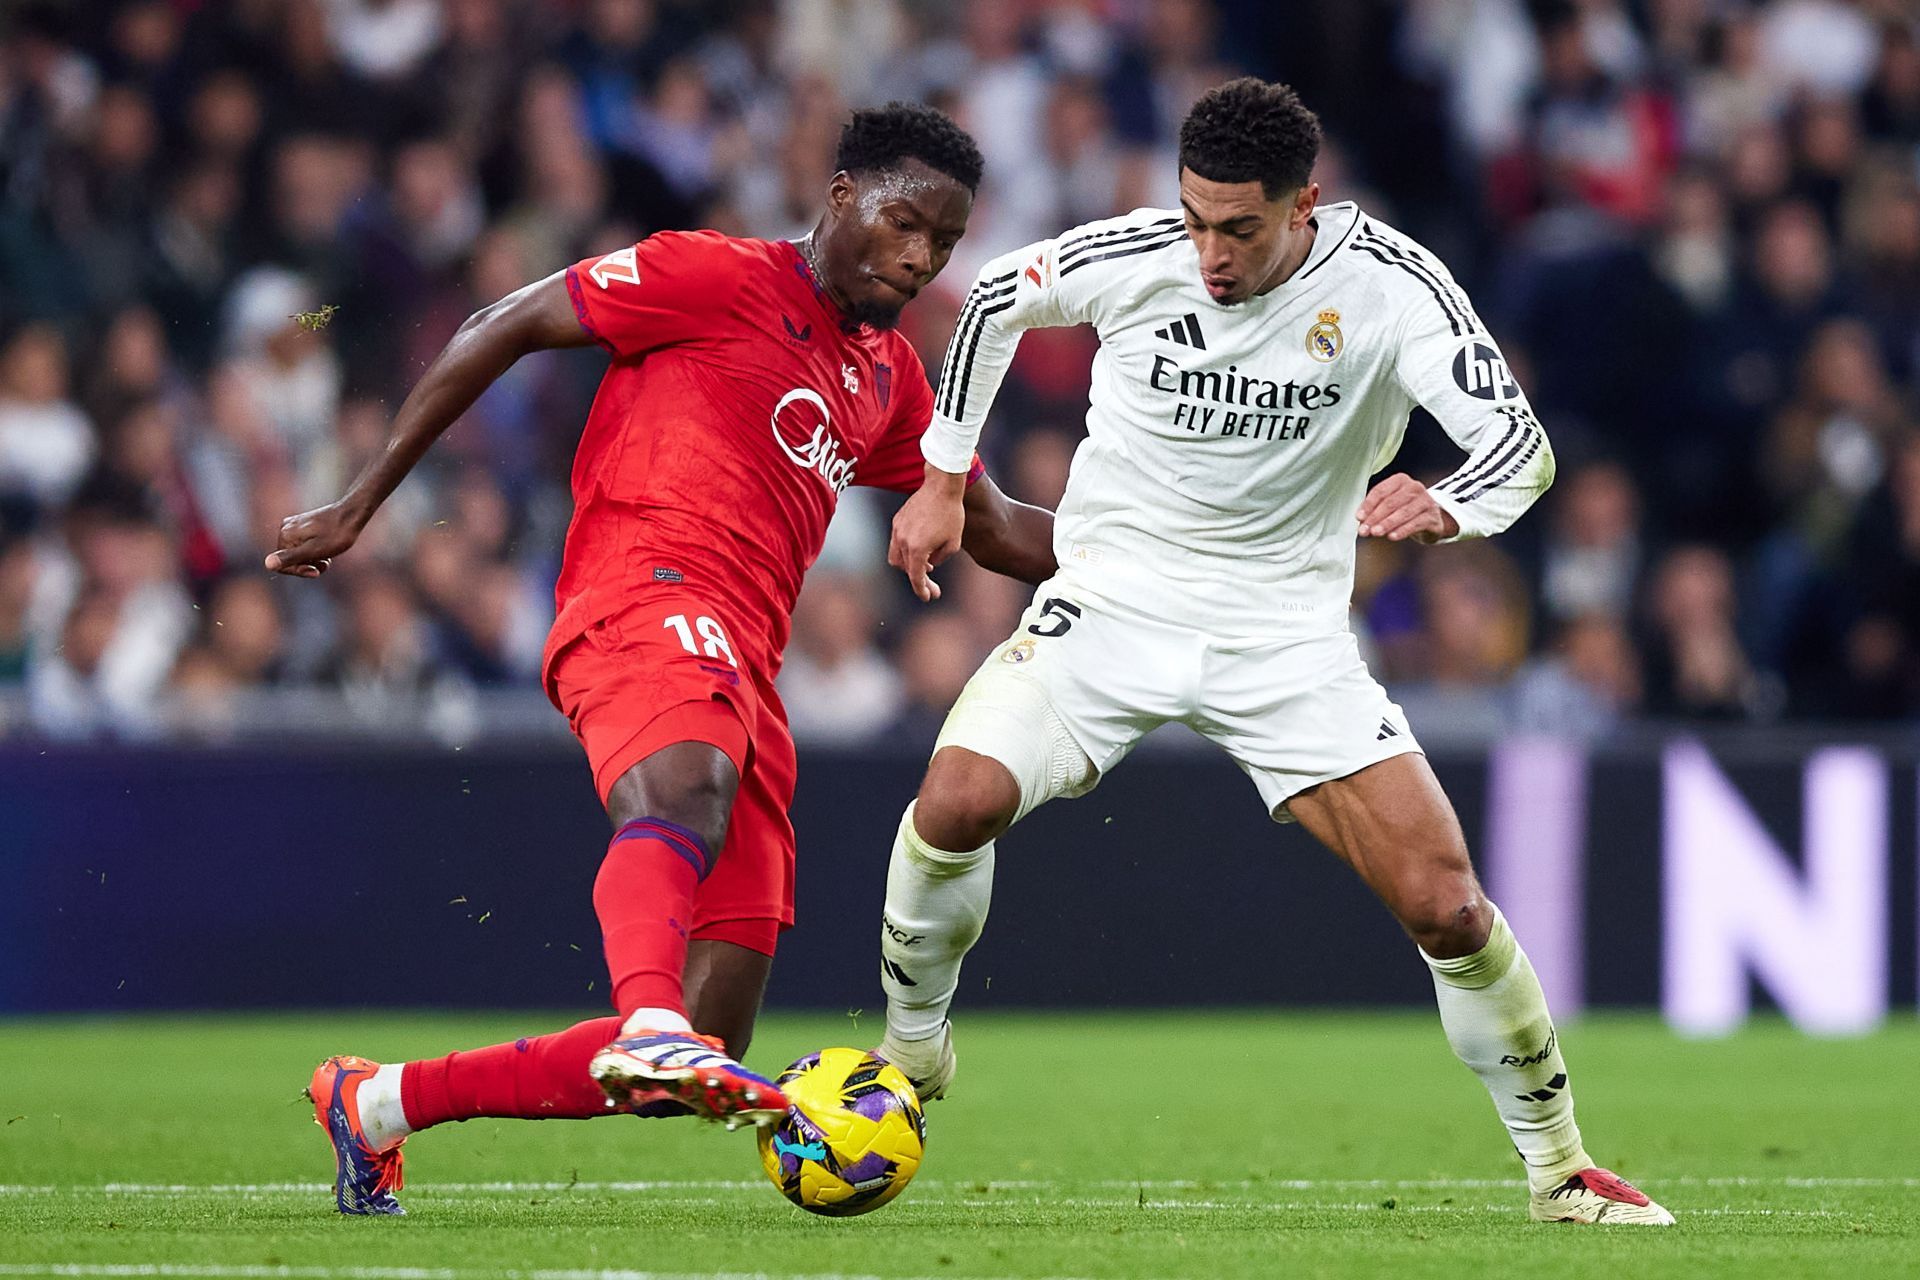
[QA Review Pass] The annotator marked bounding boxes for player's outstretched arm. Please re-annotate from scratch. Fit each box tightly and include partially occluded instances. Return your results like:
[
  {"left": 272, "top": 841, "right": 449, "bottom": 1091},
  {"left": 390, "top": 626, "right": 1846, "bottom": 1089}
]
[
  {"left": 265, "top": 273, "right": 593, "bottom": 577},
  {"left": 890, "top": 463, "right": 969, "bottom": 601},
  {"left": 960, "top": 474, "right": 1056, "bottom": 585},
  {"left": 895, "top": 225, "right": 1111, "bottom": 598},
  {"left": 1377, "top": 282, "right": 1555, "bottom": 545}
]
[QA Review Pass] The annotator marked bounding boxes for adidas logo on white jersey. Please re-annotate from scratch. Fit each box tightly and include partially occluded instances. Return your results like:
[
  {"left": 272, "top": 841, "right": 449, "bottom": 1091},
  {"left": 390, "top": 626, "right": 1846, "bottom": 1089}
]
[{"left": 1154, "top": 313, "right": 1207, "bottom": 350}]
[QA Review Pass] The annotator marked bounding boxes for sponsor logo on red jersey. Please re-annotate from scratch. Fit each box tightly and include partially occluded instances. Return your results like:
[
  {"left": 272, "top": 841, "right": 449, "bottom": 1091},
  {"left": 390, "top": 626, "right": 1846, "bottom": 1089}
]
[{"left": 771, "top": 388, "right": 858, "bottom": 493}]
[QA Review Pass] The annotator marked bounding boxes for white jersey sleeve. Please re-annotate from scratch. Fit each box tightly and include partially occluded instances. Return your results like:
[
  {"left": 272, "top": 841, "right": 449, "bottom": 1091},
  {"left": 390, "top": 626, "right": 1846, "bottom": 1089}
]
[
  {"left": 1388, "top": 276, "right": 1555, "bottom": 541},
  {"left": 920, "top": 211, "right": 1186, "bottom": 473}
]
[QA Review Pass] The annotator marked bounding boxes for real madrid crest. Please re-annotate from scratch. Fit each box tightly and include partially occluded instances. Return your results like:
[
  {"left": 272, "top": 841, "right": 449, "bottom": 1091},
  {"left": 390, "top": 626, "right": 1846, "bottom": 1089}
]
[
  {"left": 1001, "top": 639, "right": 1036, "bottom": 664},
  {"left": 1307, "top": 308, "right": 1343, "bottom": 363}
]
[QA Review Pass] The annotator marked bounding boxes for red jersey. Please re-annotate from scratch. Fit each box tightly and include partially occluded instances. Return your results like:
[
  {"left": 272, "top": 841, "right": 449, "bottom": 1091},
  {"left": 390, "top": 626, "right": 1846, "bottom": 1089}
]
[{"left": 549, "top": 230, "right": 973, "bottom": 669}]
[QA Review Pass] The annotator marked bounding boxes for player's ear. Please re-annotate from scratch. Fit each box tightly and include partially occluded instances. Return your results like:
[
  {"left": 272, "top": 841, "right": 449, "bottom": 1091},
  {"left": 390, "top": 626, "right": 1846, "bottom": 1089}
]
[
  {"left": 826, "top": 171, "right": 857, "bottom": 216},
  {"left": 1290, "top": 182, "right": 1319, "bottom": 229}
]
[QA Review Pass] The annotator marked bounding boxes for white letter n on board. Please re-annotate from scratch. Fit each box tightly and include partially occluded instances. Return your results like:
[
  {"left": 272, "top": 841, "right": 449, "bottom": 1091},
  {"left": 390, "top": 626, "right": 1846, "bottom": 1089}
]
[{"left": 1662, "top": 742, "right": 1887, "bottom": 1035}]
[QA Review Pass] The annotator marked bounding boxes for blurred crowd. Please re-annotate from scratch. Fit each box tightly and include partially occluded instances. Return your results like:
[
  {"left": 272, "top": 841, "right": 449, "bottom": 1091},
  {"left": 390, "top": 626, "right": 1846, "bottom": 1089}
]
[{"left": 1, "top": 0, "right": 1918, "bottom": 747}]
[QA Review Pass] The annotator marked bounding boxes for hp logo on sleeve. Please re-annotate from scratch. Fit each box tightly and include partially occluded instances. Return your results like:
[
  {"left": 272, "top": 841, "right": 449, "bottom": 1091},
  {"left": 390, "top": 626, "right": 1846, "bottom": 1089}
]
[{"left": 1452, "top": 339, "right": 1521, "bottom": 402}]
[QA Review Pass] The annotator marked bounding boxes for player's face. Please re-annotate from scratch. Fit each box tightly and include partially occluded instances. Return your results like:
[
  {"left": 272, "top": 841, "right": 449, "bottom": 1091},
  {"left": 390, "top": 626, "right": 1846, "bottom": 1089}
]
[
  {"left": 1178, "top": 169, "right": 1319, "bottom": 306},
  {"left": 820, "top": 160, "right": 972, "bottom": 329}
]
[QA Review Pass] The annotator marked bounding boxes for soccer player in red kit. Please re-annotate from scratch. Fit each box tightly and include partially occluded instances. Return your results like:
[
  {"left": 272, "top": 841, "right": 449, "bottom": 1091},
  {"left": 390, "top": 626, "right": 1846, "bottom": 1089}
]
[{"left": 266, "top": 104, "right": 1055, "bottom": 1215}]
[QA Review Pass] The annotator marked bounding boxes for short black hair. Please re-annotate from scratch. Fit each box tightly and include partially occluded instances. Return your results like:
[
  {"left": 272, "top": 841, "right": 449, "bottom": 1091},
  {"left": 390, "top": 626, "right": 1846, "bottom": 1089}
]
[
  {"left": 1178, "top": 78, "right": 1322, "bottom": 198},
  {"left": 835, "top": 101, "right": 984, "bottom": 193}
]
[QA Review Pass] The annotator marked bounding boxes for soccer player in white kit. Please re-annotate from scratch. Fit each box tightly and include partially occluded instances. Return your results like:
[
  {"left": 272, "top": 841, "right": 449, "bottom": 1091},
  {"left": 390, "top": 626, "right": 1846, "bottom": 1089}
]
[{"left": 878, "top": 79, "right": 1672, "bottom": 1226}]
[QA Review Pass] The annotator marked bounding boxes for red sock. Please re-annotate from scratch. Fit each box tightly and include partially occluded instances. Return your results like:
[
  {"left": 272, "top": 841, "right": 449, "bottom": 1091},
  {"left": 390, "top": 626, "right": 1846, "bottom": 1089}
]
[
  {"left": 594, "top": 817, "right": 717, "bottom": 1017},
  {"left": 400, "top": 1016, "right": 624, "bottom": 1126}
]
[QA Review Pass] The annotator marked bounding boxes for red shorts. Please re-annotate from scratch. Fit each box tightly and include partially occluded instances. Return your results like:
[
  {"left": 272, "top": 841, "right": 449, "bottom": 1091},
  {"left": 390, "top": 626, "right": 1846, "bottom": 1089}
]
[{"left": 544, "top": 595, "right": 798, "bottom": 947}]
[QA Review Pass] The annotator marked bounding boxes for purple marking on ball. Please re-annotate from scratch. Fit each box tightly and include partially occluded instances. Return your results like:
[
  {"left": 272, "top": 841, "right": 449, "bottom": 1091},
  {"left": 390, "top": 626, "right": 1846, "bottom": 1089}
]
[
  {"left": 848, "top": 1087, "right": 903, "bottom": 1122},
  {"left": 837, "top": 1151, "right": 896, "bottom": 1185}
]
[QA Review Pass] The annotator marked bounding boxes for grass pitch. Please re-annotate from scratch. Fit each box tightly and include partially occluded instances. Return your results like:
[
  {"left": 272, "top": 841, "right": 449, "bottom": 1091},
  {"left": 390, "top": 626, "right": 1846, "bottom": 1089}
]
[{"left": 1, "top": 1011, "right": 1915, "bottom": 1280}]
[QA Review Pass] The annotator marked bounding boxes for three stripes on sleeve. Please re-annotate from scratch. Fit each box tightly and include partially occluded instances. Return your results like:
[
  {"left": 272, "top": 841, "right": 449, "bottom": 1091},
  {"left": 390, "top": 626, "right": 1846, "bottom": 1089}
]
[
  {"left": 1351, "top": 221, "right": 1543, "bottom": 508},
  {"left": 936, "top": 215, "right": 1187, "bottom": 422}
]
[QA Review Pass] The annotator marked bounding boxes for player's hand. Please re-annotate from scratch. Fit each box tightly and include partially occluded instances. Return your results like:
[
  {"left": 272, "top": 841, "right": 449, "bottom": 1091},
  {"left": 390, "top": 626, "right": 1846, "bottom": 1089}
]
[
  {"left": 264, "top": 500, "right": 367, "bottom": 578},
  {"left": 890, "top": 469, "right": 968, "bottom": 602},
  {"left": 1356, "top": 473, "right": 1459, "bottom": 544}
]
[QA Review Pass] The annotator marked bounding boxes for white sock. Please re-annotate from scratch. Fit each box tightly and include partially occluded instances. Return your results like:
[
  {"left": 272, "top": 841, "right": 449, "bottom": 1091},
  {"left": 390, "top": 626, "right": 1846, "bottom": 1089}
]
[
  {"left": 356, "top": 1062, "right": 412, "bottom": 1152},
  {"left": 880, "top": 802, "right": 995, "bottom": 1042},
  {"left": 620, "top": 1007, "right": 694, "bottom": 1036},
  {"left": 1422, "top": 905, "right": 1592, "bottom": 1192}
]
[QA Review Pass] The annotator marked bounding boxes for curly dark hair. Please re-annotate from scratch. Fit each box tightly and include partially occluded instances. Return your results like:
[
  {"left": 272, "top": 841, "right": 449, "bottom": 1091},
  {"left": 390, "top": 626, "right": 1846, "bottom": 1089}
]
[
  {"left": 1178, "top": 78, "right": 1322, "bottom": 197},
  {"left": 835, "top": 102, "right": 984, "bottom": 193}
]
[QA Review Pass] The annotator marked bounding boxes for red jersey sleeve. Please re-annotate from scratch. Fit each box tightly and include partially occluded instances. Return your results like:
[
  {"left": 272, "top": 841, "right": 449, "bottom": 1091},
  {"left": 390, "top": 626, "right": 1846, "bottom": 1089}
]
[
  {"left": 564, "top": 230, "right": 747, "bottom": 358},
  {"left": 854, "top": 347, "right": 986, "bottom": 493}
]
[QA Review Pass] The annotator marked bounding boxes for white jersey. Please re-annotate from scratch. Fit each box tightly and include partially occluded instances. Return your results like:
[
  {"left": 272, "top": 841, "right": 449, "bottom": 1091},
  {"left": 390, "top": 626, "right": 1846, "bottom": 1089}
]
[{"left": 920, "top": 203, "right": 1556, "bottom": 638}]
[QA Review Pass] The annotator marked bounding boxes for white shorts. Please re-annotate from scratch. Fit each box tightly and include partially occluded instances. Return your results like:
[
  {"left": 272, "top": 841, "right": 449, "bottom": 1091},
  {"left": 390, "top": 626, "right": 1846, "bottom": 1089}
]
[{"left": 934, "top": 580, "right": 1422, "bottom": 823}]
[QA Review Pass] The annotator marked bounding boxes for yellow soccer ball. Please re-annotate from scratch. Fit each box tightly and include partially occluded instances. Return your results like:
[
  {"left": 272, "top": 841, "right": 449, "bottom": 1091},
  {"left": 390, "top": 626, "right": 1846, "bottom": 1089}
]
[{"left": 756, "top": 1046, "right": 926, "bottom": 1216}]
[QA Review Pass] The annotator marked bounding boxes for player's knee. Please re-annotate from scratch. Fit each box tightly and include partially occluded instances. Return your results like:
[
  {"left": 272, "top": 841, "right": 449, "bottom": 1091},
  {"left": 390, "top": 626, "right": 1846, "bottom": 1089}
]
[
  {"left": 607, "top": 746, "right": 738, "bottom": 852},
  {"left": 914, "top": 750, "right": 1018, "bottom": 851},
  {"left": 1400, "top": 885, "right": 1493, "bottom": 959}
]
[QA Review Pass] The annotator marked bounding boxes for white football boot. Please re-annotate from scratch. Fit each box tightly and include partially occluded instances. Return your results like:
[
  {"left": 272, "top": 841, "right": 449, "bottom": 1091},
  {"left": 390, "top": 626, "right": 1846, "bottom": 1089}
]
[
  {"left": 875, "top": 1021, "right": 956, "bottom": 1102},
  {"left": 1529, "top": 1168, "right": 1675, "bottom": 1224}
]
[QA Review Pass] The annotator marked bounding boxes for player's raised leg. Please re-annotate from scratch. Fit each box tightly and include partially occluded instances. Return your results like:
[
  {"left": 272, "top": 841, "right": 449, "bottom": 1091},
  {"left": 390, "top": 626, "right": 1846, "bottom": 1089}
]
[
  {"left": 309, "top": 1017, "right": 626, "bottom": 1214},
  {"left": 585, "top": 738, "right": 788, "bottom": 1128},
  {"left": 307, "top": 934, "right": 777, "bottom": 1214},
  {"left": 1286, "top": 754, "right": 1672, "bottom": 1225},
  {"left": 309, "top": 731, "right": 786, "bottom": 1213},
  {"left": 875, "top": 749, "right": 1021, "bottom": 1098},
  {"left": 878, "top": 598, "right": 1139, "bottom": 1098}
]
